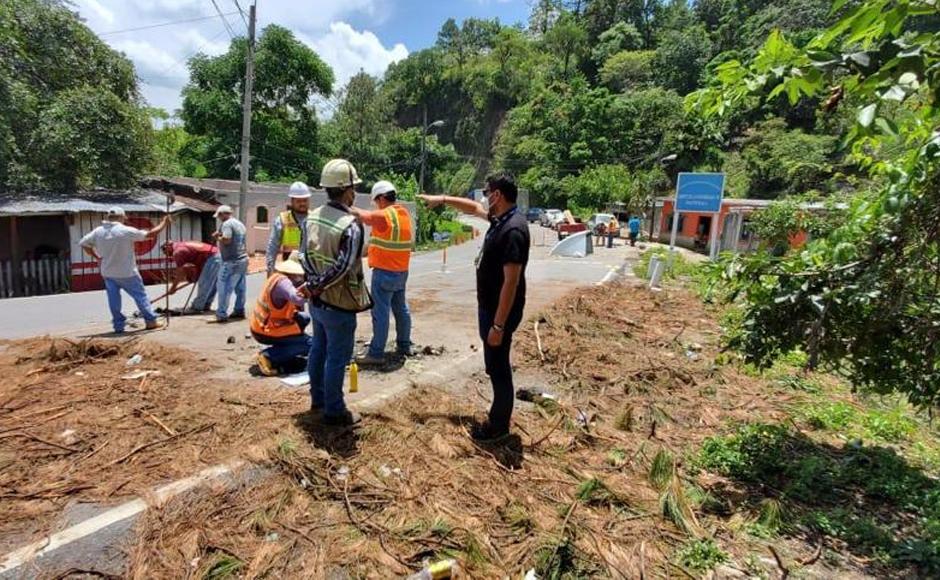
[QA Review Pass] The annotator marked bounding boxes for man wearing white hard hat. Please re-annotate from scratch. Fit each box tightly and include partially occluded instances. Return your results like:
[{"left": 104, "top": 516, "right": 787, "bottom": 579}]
[
  {"left": 300, "top": 159, "right": 372, "bottom": 427},
  {"left": 79, "top": 206, "right": 172, "bottom": 333},
  {"left": 265, "top": 181, "right": 311, "bottom": 277},
  {"left": 250, "top": 251, "right": 312, "bottom": 376},
  {"left": 350, "top": 180, "right": 414, "bottom": 366},
  {"left": 212, "top": 205, "right": 248, "bottom": 322}
]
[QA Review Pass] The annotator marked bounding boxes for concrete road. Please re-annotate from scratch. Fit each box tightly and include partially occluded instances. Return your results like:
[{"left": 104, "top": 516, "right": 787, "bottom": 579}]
[{"left": 0, "top": 221, "right": 639, "bottom": 341}]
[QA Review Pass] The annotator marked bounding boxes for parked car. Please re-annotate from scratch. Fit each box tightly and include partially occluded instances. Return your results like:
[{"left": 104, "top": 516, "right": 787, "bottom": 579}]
[
  {"left": 541, "top": 209, "right": 563, "bottom": 227},
  {"left": 526, "top": 207, "right": 544, "bottom": 223}
]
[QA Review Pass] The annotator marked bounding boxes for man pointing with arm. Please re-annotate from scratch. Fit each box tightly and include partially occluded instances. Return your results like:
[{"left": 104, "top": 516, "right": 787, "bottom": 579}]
[{"left": 418, "top": 173, "right": 529, "bottom": 442}]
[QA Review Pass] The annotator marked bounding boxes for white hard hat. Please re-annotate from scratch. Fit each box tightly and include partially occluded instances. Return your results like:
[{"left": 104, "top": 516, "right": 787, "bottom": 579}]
[
  {"left": 319, "top": 159, "right": 362, "bottom": 189},
  {"left": 107, "top": 206, "right": 126, "bottom": 218},
  {"left": 371, "top": 180, "right": 396, "bottom": 198},
  {"left": 214, "top": 204, "right": 233, "bottom": 217},
  {"left": 275, "top": 251, "right": 305, "bottom": 276},
  {"left": 288, "top": 181, "right": 311, "bottom": 199}
]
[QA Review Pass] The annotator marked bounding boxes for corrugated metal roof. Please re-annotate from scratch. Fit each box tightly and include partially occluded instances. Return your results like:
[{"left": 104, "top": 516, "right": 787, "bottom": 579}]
[{"left": 0, "top": 189, "right": 206, "bottom": 216}]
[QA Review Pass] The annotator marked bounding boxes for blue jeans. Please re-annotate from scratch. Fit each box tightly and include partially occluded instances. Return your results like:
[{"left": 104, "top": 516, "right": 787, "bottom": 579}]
[
  {"left": 256, "top": 313, "right": 311, "bottom": 368},
  {"left": 105, "top": 275, "right": 156, "bottom": 333},
  {"left": 216, "top": 257, "right": 247, "bottom": 320},
  {"left": 367, "top": 269, "right": 412, "bottom": 357},
  {"left": 191, "top": 253, "right": 221, "bottom": 311},
  {"left": 308, "top": 305, "right": 357, "bottom": 416}
]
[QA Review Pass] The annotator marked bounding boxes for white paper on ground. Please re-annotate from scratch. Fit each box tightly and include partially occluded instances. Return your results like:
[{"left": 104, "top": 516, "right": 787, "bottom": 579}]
[{"left": 280, "top": 373, "right": 309, "bottom": 387}]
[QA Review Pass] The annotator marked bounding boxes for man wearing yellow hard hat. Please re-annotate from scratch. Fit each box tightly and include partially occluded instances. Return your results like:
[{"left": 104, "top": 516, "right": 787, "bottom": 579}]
[
  {"left": 299, "top": 159, "right": 372, "bottom": 427},
  {"left": 250, "top": 251, "right": 311, "bottom": 376}
]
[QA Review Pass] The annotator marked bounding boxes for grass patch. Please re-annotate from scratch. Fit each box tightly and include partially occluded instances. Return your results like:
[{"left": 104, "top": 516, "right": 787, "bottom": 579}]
[
  {"left": 676, "top": 538, "right": 728, "bottom": 572},
  {"left": 633, "top": 247, "right": 699, "bottom": 281},
  {"left": 802, "top": 401, "right": 918, "bottom": 443}
]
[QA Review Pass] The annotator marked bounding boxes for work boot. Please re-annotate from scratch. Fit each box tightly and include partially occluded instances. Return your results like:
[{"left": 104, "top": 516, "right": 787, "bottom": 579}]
[
  {"left": 471, "top": 421, "right": 510, "bottom": 443},
  {"left": 229, "top": 311, "right": 246, "bottom": 320},
  {"left": 145, "top": 320, "right": 162, "bottom": 331},
  {"left": 355, "top": 353, "right": 385, "bottom": 366},
  {"left": 322, "top": 410, "right": 361, "bottom": 427},
  {"left": 256, "top": 353, "right": 277, "bottom": 377}
]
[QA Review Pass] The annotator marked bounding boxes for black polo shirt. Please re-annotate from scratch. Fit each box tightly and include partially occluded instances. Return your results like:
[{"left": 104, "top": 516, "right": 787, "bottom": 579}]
[{"left": 476, "top": 207, "right": 530, "bottom": 324}]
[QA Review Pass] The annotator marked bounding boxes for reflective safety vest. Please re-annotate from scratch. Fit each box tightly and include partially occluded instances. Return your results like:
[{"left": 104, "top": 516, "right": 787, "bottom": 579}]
[
  {"left": 279, "top": 210, "right": 303, "bottom": 252},
  {"left": 304, "top": 204, "right": 372, "bottom": 313},
  {"left": 368, "top": 205, "right": 413, "bottom": 272},
  {"left": 250, "top": 273, "right": 303, "bottom": 338}
]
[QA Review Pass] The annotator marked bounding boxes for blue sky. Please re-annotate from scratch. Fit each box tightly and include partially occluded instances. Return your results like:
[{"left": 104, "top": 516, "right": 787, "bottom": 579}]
[{"left": 73, "top": 0, "right": 531, "bottom": 114}]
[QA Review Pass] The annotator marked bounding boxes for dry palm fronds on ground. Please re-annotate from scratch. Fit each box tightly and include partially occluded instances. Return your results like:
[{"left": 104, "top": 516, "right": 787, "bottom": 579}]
[
  {"left": 127, "top": 283, "right": 803, "bottom": 578},
  {"left": 0, "top": 336, "right": 305, "bottom": 547}
]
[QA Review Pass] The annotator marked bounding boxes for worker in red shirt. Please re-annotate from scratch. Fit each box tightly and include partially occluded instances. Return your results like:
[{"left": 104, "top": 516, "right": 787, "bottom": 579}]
[{"left": 161, "top": 241, "right": 222, "bottom": 313}]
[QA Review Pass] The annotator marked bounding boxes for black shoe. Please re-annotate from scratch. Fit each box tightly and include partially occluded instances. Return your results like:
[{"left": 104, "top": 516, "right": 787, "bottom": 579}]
[
  {"left": 471, "top": 422, "right": 510, "bottom": 443},
  {"left": 229, "top": 311, "right": 246, "bottom": 320},
  {"left": 322, "top": 410, "right": 361, "bottom": 427}
]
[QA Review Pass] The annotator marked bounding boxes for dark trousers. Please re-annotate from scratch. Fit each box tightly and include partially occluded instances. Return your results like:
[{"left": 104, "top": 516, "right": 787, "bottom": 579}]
[{"left": 478, "top": 309, "right": 520, "bottom": 432}]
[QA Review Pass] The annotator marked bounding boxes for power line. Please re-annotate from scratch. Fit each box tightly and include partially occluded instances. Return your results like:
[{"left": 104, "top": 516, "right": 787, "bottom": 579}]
[
  {"left": 231, "top": 0, "right": 250, "bottom": 29},
  {"left": 98, "top": 12, "right": 239, "bottom": 36},
  {"left": 209, "top": 0, "right": 237, "bottom": 39}
]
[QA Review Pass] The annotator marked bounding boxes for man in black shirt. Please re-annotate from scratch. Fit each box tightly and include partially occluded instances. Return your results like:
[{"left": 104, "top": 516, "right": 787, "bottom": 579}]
[{"left": 419, "top": 174, "right": 530, "bottom": 441}]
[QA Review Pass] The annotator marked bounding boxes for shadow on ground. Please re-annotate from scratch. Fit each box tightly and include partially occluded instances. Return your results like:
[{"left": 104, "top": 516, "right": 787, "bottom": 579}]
[
  {"left": 292, "top": 412, "right": 360, "bottom": 459},
  {"left": 698, "top": 423, "right": 940, "bottom": 576}
]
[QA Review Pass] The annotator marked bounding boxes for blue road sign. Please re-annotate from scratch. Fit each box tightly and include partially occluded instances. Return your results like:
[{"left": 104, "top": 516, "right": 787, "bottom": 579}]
[{"left": 676, "top": 173, "right": 725, "bottom": 212}]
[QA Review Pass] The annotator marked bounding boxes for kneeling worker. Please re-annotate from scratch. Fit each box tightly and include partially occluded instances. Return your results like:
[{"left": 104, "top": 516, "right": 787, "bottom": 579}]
[
  {"left": 353, "top": 180, "right": 414, "bottom": 365},
  {"left": 251, "top": 251, "right": 312, "bottom": 376}
]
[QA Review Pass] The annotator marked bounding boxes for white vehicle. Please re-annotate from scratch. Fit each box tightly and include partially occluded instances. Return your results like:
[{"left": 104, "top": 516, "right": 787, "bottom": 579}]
[
  {"left": 588, "top": 213, "right": 615, "bottom": 231},
  {"left": 541, "top": 209, "right": 563, "bottom": 227}
]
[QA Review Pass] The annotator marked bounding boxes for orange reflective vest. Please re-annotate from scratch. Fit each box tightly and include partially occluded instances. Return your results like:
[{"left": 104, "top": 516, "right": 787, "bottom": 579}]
[
  {"left": 250, "top": 274, "right": 302, "bottom": 338},
  {"left": 368, "top": 205, "right": 413, "bottom": 272}
]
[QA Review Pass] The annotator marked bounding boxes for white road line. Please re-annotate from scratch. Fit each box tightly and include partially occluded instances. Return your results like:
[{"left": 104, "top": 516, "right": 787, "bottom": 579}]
[{"left": 0, "top": 461, "right": 243, "bottom": 574}]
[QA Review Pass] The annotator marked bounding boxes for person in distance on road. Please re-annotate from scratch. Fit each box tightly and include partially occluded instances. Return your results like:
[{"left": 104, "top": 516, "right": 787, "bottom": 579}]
[{"left": 212, "top": 205, "right": 249, "bottom": 323}]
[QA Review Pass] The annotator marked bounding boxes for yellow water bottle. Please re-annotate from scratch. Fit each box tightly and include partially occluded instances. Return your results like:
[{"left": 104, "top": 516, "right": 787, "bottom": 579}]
[{"left": 349, "top": 362, "right": 359, "bottom": 393}]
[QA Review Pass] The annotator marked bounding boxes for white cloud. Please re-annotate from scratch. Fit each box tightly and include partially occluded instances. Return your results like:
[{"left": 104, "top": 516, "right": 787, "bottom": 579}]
[
  {"left": 307, "top": 22, "right": 408, "bottom": 92},
  {"left": 76, "top": 0, "right": 115, "bottom": 24},
  {"left": 71, "top": 1, "right": 404, "bottom": 114}
]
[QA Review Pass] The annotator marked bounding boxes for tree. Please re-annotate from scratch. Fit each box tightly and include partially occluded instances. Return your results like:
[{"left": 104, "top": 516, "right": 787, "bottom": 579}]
[
  {"left": 599, "top": 50, "right": 655, "bottom": 91},
  {"left": 181, "top": 25, "right": 333, "bottom": 181},
  {"left": 591, "top": 22, "right": 643, "bottom": 65},
  {"left": 0, "top": 0, "right": 149, "bottom": 191},
  {"left": 690, "top": 1, "right": 940, "bottom": 405},
  {"left": 654, "top": 24, "right": 713, "bottom": 94},
  {"left": 333, "top": 71, "right": 392, "bottom": 174},
  {"left": 739, "top": 118, "right": 836, "bottom": 198},
  {"left": 543, "top": 12, "right": 589, "bottom": 79}
]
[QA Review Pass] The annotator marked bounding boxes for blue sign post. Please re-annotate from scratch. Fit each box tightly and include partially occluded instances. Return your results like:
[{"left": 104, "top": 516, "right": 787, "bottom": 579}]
[{"left": 670, "top": 172, "right": 726, "bottom": 260}]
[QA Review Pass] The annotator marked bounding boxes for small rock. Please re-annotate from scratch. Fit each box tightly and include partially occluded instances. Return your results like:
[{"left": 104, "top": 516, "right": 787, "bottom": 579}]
[
  {"left": 74, "top": 371, "right": 86, "bottom": 377},
  {"left": 335, "top": 465, "right": 350, "bottom": 482},
  {"left": 125, "top": 354, "right": 143, "bottom": 366},
  {"left": 226, "top": 336, "right": 236, "bottom": 344},
  {"left": 59, "top": 429, "right": 78, "bottom": 446},
  {"left": 688, "top": 342, "right": 703, "bottom": 352},
  {"left": 377, "top": 465, "right": 392, "bottom": 478},
  {"left": 244, "top": 333, "right": 252, "bottom": 339},
  {"left": 264, "top": 532, "right": 280, "bottom": 542}
]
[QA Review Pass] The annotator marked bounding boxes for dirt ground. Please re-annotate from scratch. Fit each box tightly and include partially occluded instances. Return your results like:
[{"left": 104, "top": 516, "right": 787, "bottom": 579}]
[
  {"left": 116, "top": 283, "right": 848, "bottom": 578},
  {"left": 3, "top": 279, "right": 897, "bottom": 578}
]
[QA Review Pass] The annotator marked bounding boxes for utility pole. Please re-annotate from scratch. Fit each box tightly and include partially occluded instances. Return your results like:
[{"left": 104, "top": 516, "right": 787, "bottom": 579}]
[
  {"left": 419, "top": 105, "right": 427, "bottom": 194},
  {"left": 237, "top": 2, "right": 256, "bottom": 224}
]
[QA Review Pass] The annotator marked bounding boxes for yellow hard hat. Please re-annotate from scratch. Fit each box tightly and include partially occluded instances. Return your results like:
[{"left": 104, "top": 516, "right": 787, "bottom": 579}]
[
  {"left": 319, "top": 159, "right": 362, "bottom": 189},
  {"left": 275, "top": 251, "right": 305, "bottom": 276}
]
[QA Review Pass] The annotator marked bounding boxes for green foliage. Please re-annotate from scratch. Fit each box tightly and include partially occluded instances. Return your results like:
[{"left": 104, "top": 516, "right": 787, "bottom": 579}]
[
  {"left": 747, "top": 195, "right": 842, "bottom": 253},
  {"left": 688, "top": 0, "right": 940, "bottom": 404},
  {"left": 0, "top": 0, "right": 149, "bottom": 191},
  {"left": 676, "top": 538, "right": 729, "bottom": 572},
  {"left": 802, "top": 401, "right": 918, "bottom": 443},
  {"left": 599, "top": 50, "right": 656, "bottom": 92},
  {"left": 633, "top": 247, "right": 699, "bottom": 281},
  {"left": 740, "top": 118, "right": 837, "bottom": 198},
  {"left": 182, "top": 25, "right": 333, "bottom": 182},
  {"left": 592, "top": 22, "right": 644, "bottom": 65},
  {"left": 654, "top": 25, "right": 714, "bottom": 95}
]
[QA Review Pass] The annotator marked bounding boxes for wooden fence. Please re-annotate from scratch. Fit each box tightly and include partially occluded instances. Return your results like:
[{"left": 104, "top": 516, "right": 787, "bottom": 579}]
[{"left": 0, "top": 257, "right": 71, "bottom": 298}]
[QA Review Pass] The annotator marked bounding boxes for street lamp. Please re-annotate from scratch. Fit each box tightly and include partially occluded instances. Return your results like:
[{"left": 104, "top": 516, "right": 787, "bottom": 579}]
[{"left": 419, "top": 112, "right": 445, "bottom": 194}]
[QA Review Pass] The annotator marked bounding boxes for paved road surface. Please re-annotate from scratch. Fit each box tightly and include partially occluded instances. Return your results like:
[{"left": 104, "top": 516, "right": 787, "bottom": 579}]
[{"left": 0, "top": 221, "right": 636, "bottom": 340}]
